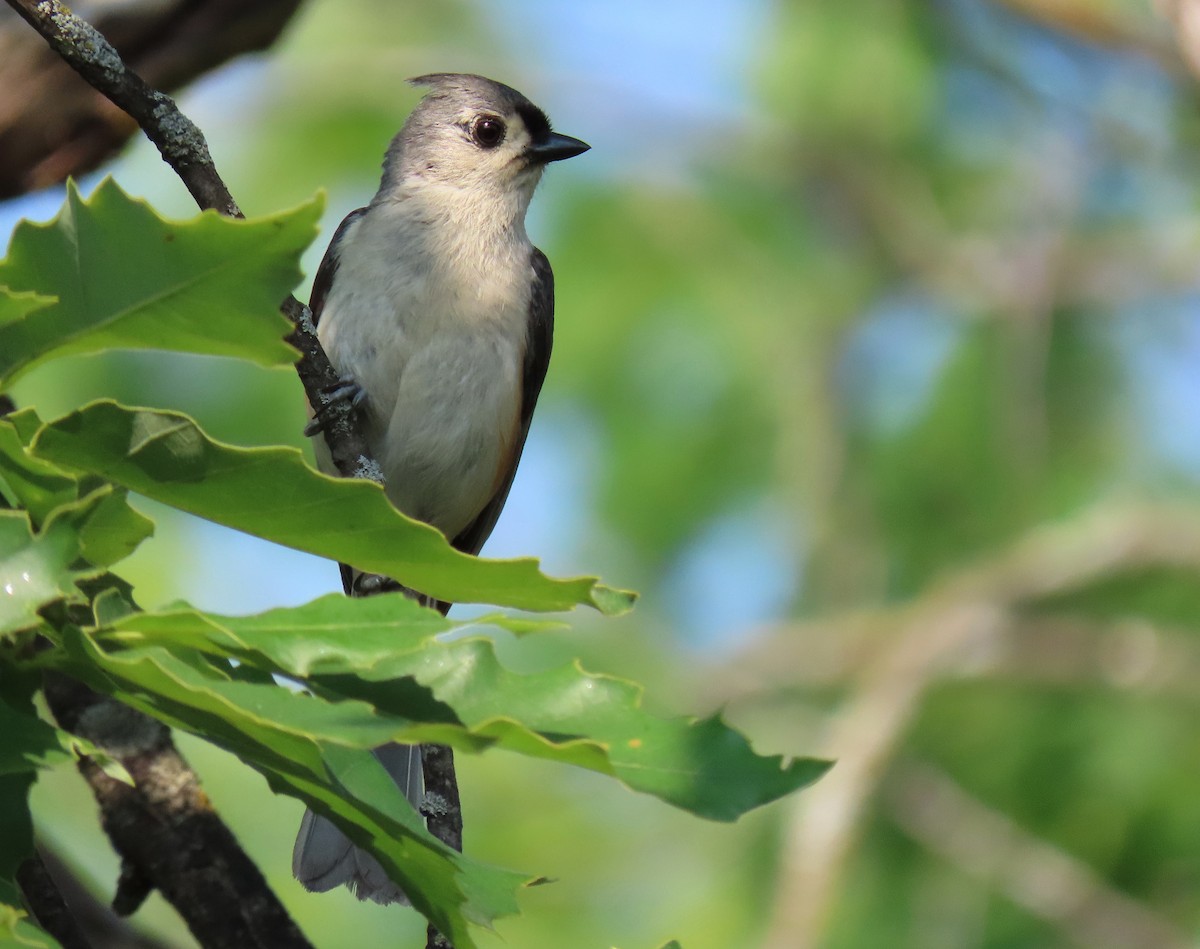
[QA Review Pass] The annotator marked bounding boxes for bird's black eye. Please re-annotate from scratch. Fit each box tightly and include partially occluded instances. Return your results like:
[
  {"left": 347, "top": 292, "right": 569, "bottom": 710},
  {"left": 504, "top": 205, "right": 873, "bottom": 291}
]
[{"left": 471, "top": 115, "right": 506, "bottom": 149}]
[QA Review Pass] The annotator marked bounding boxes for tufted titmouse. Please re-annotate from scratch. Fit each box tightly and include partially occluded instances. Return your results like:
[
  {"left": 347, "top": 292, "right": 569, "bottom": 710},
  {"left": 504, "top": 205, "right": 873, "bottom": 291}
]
[{"left": 292, "top": 74, "right": 588, "bottom": 904}]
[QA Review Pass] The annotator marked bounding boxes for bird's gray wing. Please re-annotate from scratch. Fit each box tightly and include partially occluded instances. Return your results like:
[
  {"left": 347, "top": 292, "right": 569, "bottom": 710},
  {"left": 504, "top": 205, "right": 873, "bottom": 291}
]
[
  {"left": 450, "top": 246, "right": 555, "bottom": 556},
  {"left": 306, "top": 206, "right": 368, "bottom": 595},
  {"left": 309, "top": 206, "right": 368, "bottom": 325}
]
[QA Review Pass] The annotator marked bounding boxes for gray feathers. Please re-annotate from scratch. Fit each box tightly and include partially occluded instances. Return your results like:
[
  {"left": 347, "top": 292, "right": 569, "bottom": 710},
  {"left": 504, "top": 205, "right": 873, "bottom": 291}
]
[
  {"left": 379, "top": 73, "right": 557, "bottom": 195},
  {"left": 408, "top": 73, "right": 550, "bottom": 127},
  {"left": 296, "top": 73, "right": 584, "bottom": 909},
  {"left": 292, "top": 743, "right": 423, "bottom": 904}
]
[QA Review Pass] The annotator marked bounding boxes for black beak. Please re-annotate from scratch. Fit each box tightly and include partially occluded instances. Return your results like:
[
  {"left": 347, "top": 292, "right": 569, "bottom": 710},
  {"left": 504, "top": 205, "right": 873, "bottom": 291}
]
[{"left": 529, "top": 133, "right": 590, "bottom": 164}]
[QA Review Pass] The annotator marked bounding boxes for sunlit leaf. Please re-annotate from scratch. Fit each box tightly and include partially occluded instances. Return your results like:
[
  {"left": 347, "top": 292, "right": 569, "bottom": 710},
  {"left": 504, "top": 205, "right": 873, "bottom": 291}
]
[
  {"left": 47, "top": 627, "right": 525, "bottom": 947},
  {"left": 0, "top": 287, "right": 55, "bottom": 330},
  {"left": 0, "top": 511, "right": 80, "bottom": 635},
  {"left": 0, "top": 178, "right": 320, "bottom": 387},
  {"left": 103, "top": 595, "right": 828, "bottom": 820},
  {"left": 0, "top": 904, "right": 63, "bottom": 948},
  {"left": 31, "top": 401, "right": 635, "bottom": 613}
]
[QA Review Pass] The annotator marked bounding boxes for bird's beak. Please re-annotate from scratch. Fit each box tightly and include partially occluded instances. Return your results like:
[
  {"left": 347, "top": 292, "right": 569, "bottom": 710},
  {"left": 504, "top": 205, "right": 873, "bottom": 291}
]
[{"left": 529, "top": 133, "right": 590, "bottom": 164}]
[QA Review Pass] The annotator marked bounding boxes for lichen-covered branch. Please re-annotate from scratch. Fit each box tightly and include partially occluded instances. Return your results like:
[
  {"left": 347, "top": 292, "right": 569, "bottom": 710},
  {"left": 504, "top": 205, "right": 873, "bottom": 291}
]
[
  {"left": 4, "top": 0, "right": 237, "bottom": 214},
  {"left": 42, "top": 673, "right": 315, "bottom": 949},
  {"left": 4, "top": 6, "right": 466, "bottom": 947},
  {"left": 2, "top": 0, "right": 380, "bottom": 484}
]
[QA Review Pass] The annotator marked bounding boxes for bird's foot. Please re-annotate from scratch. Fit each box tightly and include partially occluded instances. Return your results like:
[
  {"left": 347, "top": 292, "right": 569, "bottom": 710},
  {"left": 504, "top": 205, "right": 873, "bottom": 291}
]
[{"left": 304, "top": 373, "right": 368, "bottom": 436}]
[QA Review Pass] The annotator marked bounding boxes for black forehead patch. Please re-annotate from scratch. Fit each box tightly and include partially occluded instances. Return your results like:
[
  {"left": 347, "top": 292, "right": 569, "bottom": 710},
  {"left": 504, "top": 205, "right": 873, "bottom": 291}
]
[{"left": 516, "top": 103, "right": 551, "bottom": 143}]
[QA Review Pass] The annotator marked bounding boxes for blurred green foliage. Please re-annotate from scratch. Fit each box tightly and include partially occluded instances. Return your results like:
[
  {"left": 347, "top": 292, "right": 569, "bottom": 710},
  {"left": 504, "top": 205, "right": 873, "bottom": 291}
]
[{"left": 10, "top": 0, "right": 1200, "bottom": 946}]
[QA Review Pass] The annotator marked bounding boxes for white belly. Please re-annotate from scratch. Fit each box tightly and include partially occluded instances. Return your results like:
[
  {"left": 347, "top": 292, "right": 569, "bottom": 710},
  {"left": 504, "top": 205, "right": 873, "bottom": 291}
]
[
  {"left": 314, "top": 226, "right": 527, "bottom": 541},
  {"left": 377, "top": 330, "right": 521, "bottom": 536}
]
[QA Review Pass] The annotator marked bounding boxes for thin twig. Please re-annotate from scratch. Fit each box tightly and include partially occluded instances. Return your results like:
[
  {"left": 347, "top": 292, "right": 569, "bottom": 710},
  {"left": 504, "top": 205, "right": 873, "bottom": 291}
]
[
  {"left": 2, "top": 0, "right": 237, "bottom": 215},
  {"left": 0, "top": 0, "right": 305, "bottom": 199}
]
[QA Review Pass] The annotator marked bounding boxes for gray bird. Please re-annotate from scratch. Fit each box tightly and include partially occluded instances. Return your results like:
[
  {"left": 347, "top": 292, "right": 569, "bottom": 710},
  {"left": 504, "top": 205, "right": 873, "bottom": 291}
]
[{"left": 292, "top": 74, "right": 588, "bottom": 904}]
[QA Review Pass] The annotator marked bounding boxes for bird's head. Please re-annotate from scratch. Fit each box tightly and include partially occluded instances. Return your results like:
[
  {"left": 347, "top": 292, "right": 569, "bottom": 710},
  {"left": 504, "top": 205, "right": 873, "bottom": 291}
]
[{"left": 380, "top": 73, "right": 589, "bottom": 207}]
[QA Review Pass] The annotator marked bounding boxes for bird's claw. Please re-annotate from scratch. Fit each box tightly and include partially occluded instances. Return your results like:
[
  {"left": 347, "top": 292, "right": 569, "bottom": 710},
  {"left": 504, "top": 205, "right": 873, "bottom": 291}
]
[
  {"left": 304, "top": 373, "right": 367, "bottom": 436},
  {"left": 322, "top": 375, "right": 369, "bottom": 407}
]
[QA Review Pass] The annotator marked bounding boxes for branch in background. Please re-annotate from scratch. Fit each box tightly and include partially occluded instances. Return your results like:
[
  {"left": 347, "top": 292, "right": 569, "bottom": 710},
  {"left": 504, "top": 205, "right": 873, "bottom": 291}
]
[
  {"left": 885, "top": 761, "right": 1191, "bottom": 949},
  {"left": 706, "top": 585, "right": 1200, "bottom": 703},
  {"left": 1160, "top": 0, "right": 1200, "bottom": 81},
  {"left": 0, "top": 0, "right": 305, "bottom": 199},
  {"left": 43, "top": 673, "right": 315, "bottom": 949},
  {"left": 759, "top": 502, "right": 1200, "bottom": 948},
  {"left": 995, "top": 0, "right": 1181, "bottom": 67},
  {"left": 5, "top": 0, "right": 234, "bottom": 216}
]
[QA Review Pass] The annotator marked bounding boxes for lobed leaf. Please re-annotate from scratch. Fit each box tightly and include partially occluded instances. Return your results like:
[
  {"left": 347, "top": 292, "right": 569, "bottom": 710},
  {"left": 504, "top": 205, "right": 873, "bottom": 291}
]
[
  {"left": 31, "top": 401, "right": 635, "bottom": 614},
  {"left": 0, "top": 418, "right": 76, "bottom": 524},
  {"left": 0, "top": 287, "right": 55, "bottom": 330},
  {"left": 0, "top": 682, "right": 43, "bottom": 908},
  {"left": 0, "top": 511, "right": 81, "bottom": 635},
  {"left": 0, "top": 178, "right": 320, "bottom": 387},
  {"left": 102, "top": 595, "right": 828, "bottom": 820},
  {"left": 0, "top": 904, "right": 63, "bottom": 948},
  {"left": 0, "top": 700, "right": 72, "bottom": 776},
  {"left": 0, "top": 482, "right": 152, "bottom": 634},
  {"left": 45, "top": 627, "right": 527, "bottom": 947}
]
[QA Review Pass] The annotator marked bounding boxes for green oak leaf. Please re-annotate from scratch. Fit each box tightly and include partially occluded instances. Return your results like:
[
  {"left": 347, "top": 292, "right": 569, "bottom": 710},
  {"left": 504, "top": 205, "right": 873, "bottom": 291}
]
[
  {"left": 47, "top": 628, "right": 527, "bottom": 947},
  {"left": 31, "top": 401, "right": 636, "bottom": 614},
  {"left": 99, "top": 594, "right": 828, "bottom": 820},
  {"left": 0, "top": 178, "right": 321, "bottom": 387},
  {"left": 0, "top": 484, "right": 149, "bottom": 634},
  {"left": 0, "top": 287, "right": 55, "bottom": 330},
  {"left": 0, "top": 904, "right": 63, "bottom": 948},
  {"left": 0, "top": 511, "right": 81, "bottom": 635},
  {"left": 0, "top": 700, "right": 72, "bottom": 776},
  {"left": 0, "top": 417, "right": 77, "bottom": 523}
]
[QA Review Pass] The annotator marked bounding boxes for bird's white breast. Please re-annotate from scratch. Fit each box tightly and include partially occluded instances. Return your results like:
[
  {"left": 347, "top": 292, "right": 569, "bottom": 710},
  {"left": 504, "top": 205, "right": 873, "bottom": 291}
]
[{"left": 315, "top": 197, "right": 531, "bottom": 540}]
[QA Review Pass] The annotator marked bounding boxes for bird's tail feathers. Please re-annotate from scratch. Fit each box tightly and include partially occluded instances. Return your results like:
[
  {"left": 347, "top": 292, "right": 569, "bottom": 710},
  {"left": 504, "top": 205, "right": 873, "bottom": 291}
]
[{"left": 292, "top": 742, "right": 424, "bottom": 905}]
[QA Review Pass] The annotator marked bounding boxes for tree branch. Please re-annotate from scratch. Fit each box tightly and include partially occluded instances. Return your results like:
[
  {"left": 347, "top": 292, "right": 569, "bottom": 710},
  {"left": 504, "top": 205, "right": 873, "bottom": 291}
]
[
  {"left": 35, "top": 846, "right": 179, "bottom": 949},
  {"left": 420, "top": 743, "right": 462, "bottom": 949},
  {"left": 2, "top": 0, "right": 379, "bottom": 484},
  {"left": 4, "top": 0, "right": 237, "bottom": 214},
  {"left": 5, "top": 4, "right": 465, "bottom": 946},
  {"left": 886, "top": 761, "right": 1191, "bottom": 949},
  {"left": 761, "top": 502, "right": 1200, "bottom": 947},
  {"left": 42, "top": 673, "right": 315, "bottom": 949},
  {"left": 0, "top": 0, "right": 306, "bottom": 199}
]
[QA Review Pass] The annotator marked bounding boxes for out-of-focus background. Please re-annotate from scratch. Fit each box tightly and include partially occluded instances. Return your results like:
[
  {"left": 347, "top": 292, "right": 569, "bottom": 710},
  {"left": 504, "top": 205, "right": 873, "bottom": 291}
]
[{"left": 7, "top": 0, "right": 1200, "bottom": 946}]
